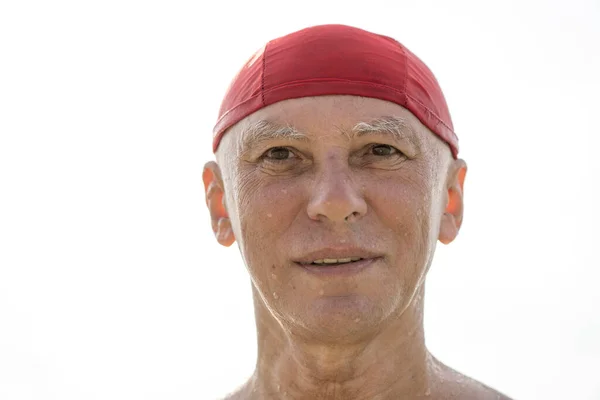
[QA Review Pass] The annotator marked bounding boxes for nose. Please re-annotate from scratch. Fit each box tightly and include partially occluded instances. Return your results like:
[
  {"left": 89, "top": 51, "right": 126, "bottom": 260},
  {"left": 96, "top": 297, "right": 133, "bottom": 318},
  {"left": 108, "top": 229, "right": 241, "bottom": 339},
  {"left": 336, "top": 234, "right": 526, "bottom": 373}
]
[{"left": 307, "top": 164, "right": 367, "bottom": 223}]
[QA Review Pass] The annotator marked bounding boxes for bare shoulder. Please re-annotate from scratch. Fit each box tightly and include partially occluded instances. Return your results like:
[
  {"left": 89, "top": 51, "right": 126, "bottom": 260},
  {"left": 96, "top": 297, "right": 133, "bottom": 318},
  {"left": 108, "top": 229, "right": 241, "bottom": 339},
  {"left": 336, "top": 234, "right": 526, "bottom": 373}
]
[
  {"left": 218, "top": 387, "right": 247, "bottom": 400},
  {"left": 220, "top": 392, "right": 243, "bottom": 400},
  {"left": 429, "top": 356, "right": 514, "bottom": 400},
  {"left": 444, "top": 379, "right": 514, "bottom": 400},
  {"left": 218, "top": 381, "right": 250, "bottom": 400}
]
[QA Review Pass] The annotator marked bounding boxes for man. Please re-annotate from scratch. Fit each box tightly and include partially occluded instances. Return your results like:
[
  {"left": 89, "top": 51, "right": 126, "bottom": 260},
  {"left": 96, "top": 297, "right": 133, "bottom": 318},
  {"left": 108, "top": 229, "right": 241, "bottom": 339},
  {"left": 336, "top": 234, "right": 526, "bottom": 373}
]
[{"left": 203, "top": 24, "right": 512, "bottom": 400}]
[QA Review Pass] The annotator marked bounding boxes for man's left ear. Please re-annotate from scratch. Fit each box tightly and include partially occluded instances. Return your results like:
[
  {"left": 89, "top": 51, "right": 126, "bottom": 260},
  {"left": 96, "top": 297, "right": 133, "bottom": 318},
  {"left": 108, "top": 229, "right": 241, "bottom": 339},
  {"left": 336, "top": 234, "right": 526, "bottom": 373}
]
[{"left": 438, "top": 159, "right": 467, "bottom": 245}]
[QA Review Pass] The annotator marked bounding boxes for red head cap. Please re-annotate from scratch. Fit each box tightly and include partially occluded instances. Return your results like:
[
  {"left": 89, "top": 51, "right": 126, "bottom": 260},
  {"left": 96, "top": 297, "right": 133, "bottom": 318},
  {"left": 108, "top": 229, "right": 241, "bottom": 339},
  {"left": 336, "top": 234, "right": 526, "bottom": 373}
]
[{"left": 213, "top": 24, "right": 459, "bottom": 158}]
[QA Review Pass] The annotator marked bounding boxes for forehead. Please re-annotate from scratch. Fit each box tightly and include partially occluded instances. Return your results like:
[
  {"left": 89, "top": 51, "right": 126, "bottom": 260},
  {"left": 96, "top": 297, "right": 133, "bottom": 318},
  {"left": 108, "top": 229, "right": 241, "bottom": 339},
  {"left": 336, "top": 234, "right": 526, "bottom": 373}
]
[{"left": 240, "top": 95, "right": 421, "bottom": 135}]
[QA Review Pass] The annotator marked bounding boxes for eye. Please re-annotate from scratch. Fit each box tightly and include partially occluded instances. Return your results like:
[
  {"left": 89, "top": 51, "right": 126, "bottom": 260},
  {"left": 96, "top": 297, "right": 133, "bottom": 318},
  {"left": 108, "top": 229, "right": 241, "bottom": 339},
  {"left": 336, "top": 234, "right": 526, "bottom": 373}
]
[
  {"left": 370, "top": 144, "right": 399, "bottom": 156},
  {"left": 263, "top": 147, "right": 295, "bottom": 161}
]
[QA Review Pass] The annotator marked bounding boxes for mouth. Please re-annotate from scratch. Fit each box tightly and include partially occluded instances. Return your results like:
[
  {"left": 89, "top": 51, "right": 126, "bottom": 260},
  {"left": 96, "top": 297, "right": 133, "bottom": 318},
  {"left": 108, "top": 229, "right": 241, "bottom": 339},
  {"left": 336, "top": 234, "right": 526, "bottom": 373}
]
[
  {"left": 294, "top": 256, "right": 380, "bottom": 276},
  {"left": 293, "top": 247, "right": 383, "bottom": 276},
  {"left": 298, "top": 257, "right": 365, "bottom": 266}
]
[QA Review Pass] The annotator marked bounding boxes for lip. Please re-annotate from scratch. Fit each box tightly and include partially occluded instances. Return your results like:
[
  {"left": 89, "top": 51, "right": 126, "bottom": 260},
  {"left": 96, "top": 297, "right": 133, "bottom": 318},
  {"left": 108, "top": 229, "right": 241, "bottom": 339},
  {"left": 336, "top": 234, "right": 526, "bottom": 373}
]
[
  {"left": 293, "top": 247, "right": 383, "bottom": 277},
  {"left": 293, "top": 247, "right": 383, "bottom": 265},
  {"left": 298, "top": 257, "right": 380, "bottom": 276}
]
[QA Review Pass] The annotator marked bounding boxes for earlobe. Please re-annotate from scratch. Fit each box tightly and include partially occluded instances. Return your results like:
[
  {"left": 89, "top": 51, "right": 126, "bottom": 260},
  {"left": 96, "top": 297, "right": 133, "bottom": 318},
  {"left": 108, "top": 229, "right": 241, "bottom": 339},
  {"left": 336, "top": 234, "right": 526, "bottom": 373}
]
[
  {"left": 438, "top": 161, "right": 467, "bottom": 245},
  {"left": 203, "top": 161, "right": 236, "bottom": 247},
  {"left": 216, "top": 217, "right": 235, "bottom": 247},
  {"left": 438, "top": 214, "right": 458, "bottom": 245}
]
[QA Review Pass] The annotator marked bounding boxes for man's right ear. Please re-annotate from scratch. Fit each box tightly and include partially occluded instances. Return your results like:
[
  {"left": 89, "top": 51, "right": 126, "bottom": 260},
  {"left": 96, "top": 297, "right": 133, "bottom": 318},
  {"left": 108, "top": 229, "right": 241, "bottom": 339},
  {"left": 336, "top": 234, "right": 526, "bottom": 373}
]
[{"left": 202, "top": 161, "right": 235, "bottom": 247}]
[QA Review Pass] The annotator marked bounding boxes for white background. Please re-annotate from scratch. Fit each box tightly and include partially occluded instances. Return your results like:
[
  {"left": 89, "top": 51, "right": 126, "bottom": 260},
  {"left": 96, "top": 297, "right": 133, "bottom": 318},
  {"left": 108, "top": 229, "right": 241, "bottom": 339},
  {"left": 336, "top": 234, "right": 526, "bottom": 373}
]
[{"left": 1, "top": 1, "right": 599, "bottom": 399}]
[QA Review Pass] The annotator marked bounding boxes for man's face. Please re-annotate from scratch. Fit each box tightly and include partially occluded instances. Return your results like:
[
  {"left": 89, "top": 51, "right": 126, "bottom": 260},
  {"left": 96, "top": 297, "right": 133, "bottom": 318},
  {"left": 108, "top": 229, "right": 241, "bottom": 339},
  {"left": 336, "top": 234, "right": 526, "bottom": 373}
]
[{"left": 206, "top": 95, "right": 464, "bottom": 340}]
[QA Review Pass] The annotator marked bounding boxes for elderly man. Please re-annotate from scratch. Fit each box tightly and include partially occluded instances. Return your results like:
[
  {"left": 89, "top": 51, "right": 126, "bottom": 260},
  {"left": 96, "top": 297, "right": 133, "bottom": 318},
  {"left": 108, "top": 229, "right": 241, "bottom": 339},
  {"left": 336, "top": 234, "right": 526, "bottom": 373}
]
[{"left": 203, "top": 24, "right": 512, "bottom": 400}]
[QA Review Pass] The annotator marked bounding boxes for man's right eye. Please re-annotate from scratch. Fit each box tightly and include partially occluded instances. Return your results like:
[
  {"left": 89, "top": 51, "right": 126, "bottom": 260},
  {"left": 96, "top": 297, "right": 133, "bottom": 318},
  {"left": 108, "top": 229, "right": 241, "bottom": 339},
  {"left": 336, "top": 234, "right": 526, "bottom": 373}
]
[{"left": 263, "top": 147, "right": 294, "bottom": 161}]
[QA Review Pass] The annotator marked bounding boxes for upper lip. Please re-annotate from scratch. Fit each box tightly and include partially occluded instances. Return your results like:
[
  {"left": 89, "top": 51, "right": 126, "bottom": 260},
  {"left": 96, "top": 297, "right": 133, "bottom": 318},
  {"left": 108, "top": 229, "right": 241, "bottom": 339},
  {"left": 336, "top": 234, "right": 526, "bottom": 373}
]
[{"left": 293, "top": 247, "right": 383, "bottom": 264}]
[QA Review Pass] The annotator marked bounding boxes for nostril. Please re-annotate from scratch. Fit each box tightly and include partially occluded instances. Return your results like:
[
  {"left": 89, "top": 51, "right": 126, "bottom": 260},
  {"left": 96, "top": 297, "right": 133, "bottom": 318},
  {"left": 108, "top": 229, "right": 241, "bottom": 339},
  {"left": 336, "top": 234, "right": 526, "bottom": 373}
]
[{"left": 345, "top": 211, "right": 360, "bottom": 222}]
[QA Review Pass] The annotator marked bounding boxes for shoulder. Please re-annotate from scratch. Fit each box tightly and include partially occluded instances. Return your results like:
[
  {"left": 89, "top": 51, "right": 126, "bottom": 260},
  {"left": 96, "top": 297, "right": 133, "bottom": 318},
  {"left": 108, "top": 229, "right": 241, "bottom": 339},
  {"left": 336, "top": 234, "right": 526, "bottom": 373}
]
[
  {"left": 218, "top": 387, "right": 248, "bottom": 400},
  {"left": 429, "top": 356, "right": 514, "bottom": 400},
  {"left": 219, "top": 391, "right": 244, "bottom": 400},
  {"left": 220, "top": 394, "right": 241, "bottom": 400},
  {"left": 218, "top": 381, "right": 251, "bottom": 400},
  {"left": 442, "top": 380, "right": 513, "bottom": 400}
]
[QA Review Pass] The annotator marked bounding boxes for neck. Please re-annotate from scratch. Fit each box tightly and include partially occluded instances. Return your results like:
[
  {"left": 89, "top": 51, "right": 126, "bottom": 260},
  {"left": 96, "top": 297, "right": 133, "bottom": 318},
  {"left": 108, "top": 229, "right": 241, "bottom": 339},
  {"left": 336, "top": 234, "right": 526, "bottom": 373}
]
[{"left": 245, "top": 285, "right": 434, "bottom": 400}]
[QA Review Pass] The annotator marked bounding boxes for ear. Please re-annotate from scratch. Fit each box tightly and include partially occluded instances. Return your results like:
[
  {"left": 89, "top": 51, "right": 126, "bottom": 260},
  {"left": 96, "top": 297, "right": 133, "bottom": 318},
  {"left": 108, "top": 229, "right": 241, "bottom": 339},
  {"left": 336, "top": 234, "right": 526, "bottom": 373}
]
[
  {"left": 202, "top": 161, "right": 235, "bottom": 247},
  {"left": 438, "top": 159, "right": 467, "bottom": 245}
]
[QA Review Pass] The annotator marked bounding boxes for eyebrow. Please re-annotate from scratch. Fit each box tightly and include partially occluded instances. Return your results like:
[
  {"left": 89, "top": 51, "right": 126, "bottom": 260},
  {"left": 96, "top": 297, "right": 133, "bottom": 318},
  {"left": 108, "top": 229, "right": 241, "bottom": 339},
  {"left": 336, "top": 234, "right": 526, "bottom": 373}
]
[
  {"left": 240, "top": 120, "right": 309, "bottom": 152},
  {"left": 351, "top": 116, "right": 419, "bottom": 147},
  {"left": 239, "top": 116, "right": 419, "bottom": 152}
]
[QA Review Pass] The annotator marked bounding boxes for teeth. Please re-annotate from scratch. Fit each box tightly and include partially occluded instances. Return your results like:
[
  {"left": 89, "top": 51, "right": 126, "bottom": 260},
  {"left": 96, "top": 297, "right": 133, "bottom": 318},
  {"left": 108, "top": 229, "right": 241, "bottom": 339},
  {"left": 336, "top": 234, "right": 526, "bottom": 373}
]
[{"left": 312, "top": 257, "right": 362, "bottom": 265}]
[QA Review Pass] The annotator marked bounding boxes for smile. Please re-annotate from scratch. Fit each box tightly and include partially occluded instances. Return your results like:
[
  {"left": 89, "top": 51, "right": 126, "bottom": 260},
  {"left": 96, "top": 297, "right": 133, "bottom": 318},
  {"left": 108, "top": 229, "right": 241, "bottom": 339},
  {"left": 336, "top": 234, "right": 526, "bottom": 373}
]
[
  {"left": 300, "top": 257, "right": 364, "bottom": 265},
  {"left": 296, "top": 257, "right": 380, "bottom": 276}
]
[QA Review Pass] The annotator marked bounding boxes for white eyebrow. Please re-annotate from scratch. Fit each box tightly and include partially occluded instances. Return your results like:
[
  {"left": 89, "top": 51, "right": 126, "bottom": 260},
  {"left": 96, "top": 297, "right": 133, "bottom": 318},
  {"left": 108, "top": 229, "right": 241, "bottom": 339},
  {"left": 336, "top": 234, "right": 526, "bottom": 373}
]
[
  {"left": 240, "top": 120, "right": 309, "bottom": 151},
  {"left": 239, "top": 116, "right": 418, "bottom": 152},
  {"left": 352, "top": 116, "right": 418, "bottom": 145}
]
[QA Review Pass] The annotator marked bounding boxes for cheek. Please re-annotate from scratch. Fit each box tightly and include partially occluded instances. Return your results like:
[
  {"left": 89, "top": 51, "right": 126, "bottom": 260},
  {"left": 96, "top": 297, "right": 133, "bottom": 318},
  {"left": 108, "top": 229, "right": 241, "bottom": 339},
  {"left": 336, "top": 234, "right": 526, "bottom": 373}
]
[
  {"left": 368, "top": 174, "right": 436, "bottom": 276},
  {"left": 233, "top": 173, "right": 303, "bottom": 270},
  {"left": 373, "top": 176, "right": 431, "bottom": 234}
]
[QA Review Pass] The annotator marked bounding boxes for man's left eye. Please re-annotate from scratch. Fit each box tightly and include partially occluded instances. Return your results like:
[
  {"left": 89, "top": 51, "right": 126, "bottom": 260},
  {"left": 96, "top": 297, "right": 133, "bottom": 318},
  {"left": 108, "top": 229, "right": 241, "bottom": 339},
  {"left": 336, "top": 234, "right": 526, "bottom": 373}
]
[{"left": 370, "top": 144, "right": 399, "bottom": 156}]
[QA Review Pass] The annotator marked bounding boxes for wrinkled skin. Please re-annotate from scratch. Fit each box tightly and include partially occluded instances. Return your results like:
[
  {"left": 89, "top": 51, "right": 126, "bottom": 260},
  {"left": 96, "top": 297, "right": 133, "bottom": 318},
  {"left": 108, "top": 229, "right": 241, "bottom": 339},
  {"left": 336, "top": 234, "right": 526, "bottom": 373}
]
[{"left": 203, "top": 96, "right": 511, "bottom": 400}]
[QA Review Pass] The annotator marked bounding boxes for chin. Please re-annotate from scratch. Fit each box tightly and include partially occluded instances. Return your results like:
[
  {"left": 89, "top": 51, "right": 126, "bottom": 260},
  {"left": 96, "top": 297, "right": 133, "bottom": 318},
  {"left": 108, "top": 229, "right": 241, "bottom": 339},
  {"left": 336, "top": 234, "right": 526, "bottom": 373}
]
[{"left": 292, "top": 294, "right": 385, "bottom": 341}]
